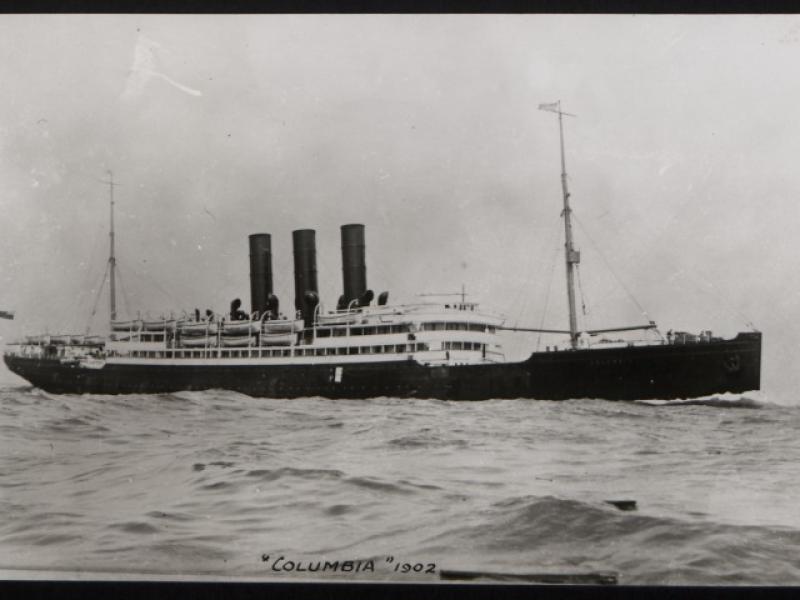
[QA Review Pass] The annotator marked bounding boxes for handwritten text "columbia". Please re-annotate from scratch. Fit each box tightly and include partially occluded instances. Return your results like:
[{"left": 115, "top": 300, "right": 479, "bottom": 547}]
[{"left": 261, "top": 555, "right": 375, "bottom": 573}]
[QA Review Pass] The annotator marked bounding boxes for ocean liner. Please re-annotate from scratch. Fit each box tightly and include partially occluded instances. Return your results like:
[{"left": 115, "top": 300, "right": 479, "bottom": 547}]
[{"left": 3, "top": 103, "right": 761, "bottom": 400}]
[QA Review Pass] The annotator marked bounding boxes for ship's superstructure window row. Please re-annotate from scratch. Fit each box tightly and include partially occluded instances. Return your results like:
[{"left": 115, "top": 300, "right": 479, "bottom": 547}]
[
  {"left": 419, "top": 322, "right": 495, "bottom": 333},
  {"left": 122, "top": 341, "right": 489, "bottom": 360},
  {"left": 313, "top": 321, "right": 495, "bottom": 336}
]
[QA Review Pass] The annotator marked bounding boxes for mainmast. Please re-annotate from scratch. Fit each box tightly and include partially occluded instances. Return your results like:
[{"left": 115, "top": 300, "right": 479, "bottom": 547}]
[{"left": 539, "top": 101, "right": 580, "bottom": 349}]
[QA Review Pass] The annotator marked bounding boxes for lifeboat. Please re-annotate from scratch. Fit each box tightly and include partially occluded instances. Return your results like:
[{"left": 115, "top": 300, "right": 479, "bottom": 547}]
[
  {"left": 222, "top": 321, "right": 260, "bottom": 336},
  {"left": 50, "top": 335, "right": 71, "bottom": 345},
  {"left": 111, "top": 319, "right": 142, "bottom": 332},
  {"left": 220, "top": 335, "right": 256, "bottom": 347},
  {"left": 70, "top": 335, "right": 85, "bottom": 345},
  {"left": 142, "top": 319, "right": 178, "bottom": 331},
  {"left": 85, "top": 336, "right": 104, "bottom": 346},
  {"left": 180, "top": 336, "right": 218, "bottom": 348},
  {"left": 179, "top": 321, "right": 219, "bottom": 336},
  {"left": 260, "top": 332, "right": 294, "bottom": 346},
  {"left": 262, "top": 318, "right": 304, "bottom": 334},
  {"left": 317, "top": 312, "right": 358, "bottom": 326}
]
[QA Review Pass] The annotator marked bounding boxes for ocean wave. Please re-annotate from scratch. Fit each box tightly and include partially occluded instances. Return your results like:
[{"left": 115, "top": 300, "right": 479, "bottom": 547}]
[
  {"left": 424, "top": 494, "right": 800, "bottom": 584},
  {"left": 636, "top": 393, "right": 764, "bottom": 409},
  {"left": 243, "top": 467, "right": 346, "bottom": 483},
  {"left": 386, "top": 432, "right": 470, "bottom": 450},
  {"left": 345, "top": 476, "right": 416, "bottom": 496},
  {"left": 109, "top": 521, "right": 161, "bottom": 535}
]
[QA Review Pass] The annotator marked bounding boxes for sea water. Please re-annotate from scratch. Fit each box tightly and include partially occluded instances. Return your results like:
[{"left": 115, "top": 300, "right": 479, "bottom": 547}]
[{"left": 1, "top": 383, "right": 799, "bottom": 585}]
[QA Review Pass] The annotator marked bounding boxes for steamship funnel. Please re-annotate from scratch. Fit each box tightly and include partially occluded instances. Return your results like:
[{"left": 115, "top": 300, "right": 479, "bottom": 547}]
[
  {"left": 248, "top": 233, "right": 273, "bottom": 317},
  {"left": 341, "top": 223, "right": 367, "bottom": 306},
  {"left": 292, "top": 229, "right": 318, "bottom": 320}
]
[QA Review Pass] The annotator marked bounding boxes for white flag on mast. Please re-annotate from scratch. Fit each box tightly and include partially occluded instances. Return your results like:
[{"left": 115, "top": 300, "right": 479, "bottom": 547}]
[{"left": 538, "top": 102, "right": 560, "bottom": 112}]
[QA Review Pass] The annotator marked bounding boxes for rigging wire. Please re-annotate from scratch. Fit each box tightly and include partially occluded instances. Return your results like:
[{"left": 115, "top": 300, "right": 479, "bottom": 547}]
[
  {"left": 508, "top": 207, "right": 563, "bottom": 326},
  {"left": 63, "top": 213, "right": 106, "bottom": 333},
  {"left": 664, "top": 261, "right": 757, "bottom": 331},
  {"left": 600, "top": 191, "right": 758, "bottom": 331},
  {"left": 508, "top": 240, "right": 541, "bottom": 327},
  {"left": 129, "top": 264, "right": 182, "bottom": 313},
  {"left": 572, "top": 213, "right": 654, "bottom": 326},
  {"left": 504, "top": 210, "right": 563, "bottom": 358},
  {"left": 535, "top": 223, "right": 563, "bottom": 351},
  {"left": 678, "top": 271, "right": 757, "bottom": 331},
  {"left": 85, "top": 262, "right": 110, "bottom": 334},
  {"left": 116, "top": 264, "right": 132, "bottom": 319},
  {"left": 575, "top": 263, "right": 590, "bottom": 329},
  {"left": 515, "top": 211, "right": 562, "bottom": 322}
]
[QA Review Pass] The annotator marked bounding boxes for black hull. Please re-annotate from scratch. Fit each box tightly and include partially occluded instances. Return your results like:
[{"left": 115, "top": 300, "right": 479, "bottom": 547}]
[{"left": 4, "top": 332, "right": 761, "bottom": 401}]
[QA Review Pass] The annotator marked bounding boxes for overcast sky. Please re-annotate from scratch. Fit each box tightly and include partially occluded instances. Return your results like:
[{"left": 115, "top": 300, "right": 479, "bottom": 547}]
[{"left": 1, "top": 14, "right": 798, "bottom": 401}]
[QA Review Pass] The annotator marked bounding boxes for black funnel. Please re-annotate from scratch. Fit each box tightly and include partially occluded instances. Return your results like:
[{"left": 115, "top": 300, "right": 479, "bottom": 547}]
[
  {"left": 341, "top": 224, "right": 367, "bottom": 306},
  {"left": 292, "top": 229, "right": 318, "bottom": 317},
  {"left": 248, "top": 233, "right": 273, "bottom": 317}
]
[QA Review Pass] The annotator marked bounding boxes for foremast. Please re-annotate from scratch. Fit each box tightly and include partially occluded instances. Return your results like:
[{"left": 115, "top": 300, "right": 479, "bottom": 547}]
[
  {"left": 540, "top": 101, "right": 580, "bottom": 349},
  {"left": 100, "top": 170, "right": 119, "bottom": 321}
]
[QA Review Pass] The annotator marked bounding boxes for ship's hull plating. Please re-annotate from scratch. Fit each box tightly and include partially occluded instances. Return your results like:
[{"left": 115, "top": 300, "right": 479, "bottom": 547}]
[{"left": 4, "top": 332, "right": 761, "bottom": 401}]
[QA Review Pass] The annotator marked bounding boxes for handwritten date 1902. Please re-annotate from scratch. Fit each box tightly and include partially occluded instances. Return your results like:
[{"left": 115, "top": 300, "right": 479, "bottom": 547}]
[{"left": 393, "top": 561, "right": 437, "bottom": 574}]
